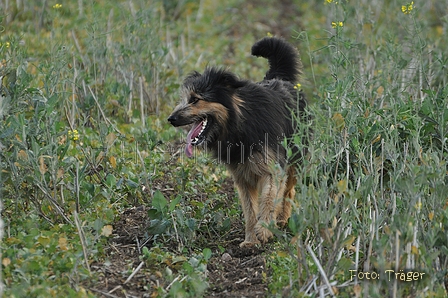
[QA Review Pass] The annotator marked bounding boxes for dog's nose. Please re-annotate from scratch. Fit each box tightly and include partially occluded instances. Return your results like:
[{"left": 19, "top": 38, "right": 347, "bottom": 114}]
[{"left": 167, "top": 114, "right": 177, "bottom": 124}]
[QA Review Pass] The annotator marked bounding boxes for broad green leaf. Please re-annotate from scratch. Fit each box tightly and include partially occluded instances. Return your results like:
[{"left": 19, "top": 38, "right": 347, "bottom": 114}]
[
  {"left": 169, "top": 195, "right": 182, "bottom": 212},
  {"left": 148, "top": 219, "right": 170, "bottom": 235},
  {"left": 202, "top": 248, "right": 212, "bottom": 261},
  {"left": 152, "top": 190, "right": 167, "bottom": 212}
]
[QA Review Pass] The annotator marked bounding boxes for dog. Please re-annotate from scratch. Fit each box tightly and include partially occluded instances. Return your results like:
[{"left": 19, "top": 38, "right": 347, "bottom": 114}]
[{"left": 168, "top": 37, "right": 306, "bottom": 247}]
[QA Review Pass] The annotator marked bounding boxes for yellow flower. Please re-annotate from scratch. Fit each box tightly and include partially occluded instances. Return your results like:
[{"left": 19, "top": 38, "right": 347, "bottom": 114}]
[
  {"left": 331, "top": 21, "right": 344, "bottom": 28},
  {"left": 68, "top": 129, "right": 80, "bottom": 142},
  {"left": 53, "top": 3, "right": 62, "bottom": 9},
  {"left": 414, "top": 201, "right": 422, "bottom": 211},
  {"left": 1, "top": 41, "right": 10, "bottom": 48},
  {"left": 267, "top": 32, "right": 273, "bottom": 37},
  {"left": 401, "top": 1, "right": 414, "bottom": 14},
  {"left": 293, "top": 83, "right": 302, "bottom": 90}
]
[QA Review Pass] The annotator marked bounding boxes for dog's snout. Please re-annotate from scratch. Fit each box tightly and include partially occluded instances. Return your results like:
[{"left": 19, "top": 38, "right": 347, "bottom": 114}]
[{"left": 167, "top": 114, "right": 177, "bottom": 124}]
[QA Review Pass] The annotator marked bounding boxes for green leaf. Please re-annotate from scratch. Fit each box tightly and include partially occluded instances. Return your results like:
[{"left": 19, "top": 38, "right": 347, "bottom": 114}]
[
  {"left": 126, "top": 179, "right": 139, "bottom": 188},
  {"left": 84, "top": 182, "right": 95, "bottom": 196},
  {"left": 169, "top": 195, "right": 182, "bottom": 212},
  {"left": 57, "top": 142, "right": 70, "bottom": 160},
  {"left": 186, "top": 218, "right": 196, "bottom": 231},
  {"left": 148, "top": 219, "right": 170, "bottom": 235},
  {"left": 169, "top": 281, "right": 187, "bottom": 298},
  {"left": 202, "top": 248, "right": 212, "bottom": 261},
  {"left": 152, "top": 190, "right": 167, "bottom": 212},
  {"left": 147, "top": 208, "right": 162, "bottom": 220},
  {"left": 106, "top": 174, "right": 116, "bottom": 188},
  {"left": 220, "top": 218, "right": 231, "bottom": 231},
  {"left": 37, "top": 236, "right": 51, "bottom": 247},
  {"left": 93, "top": 219, "right": 104, "bottom": 233},
  {"left": 337, "top": 257, "right": 354, "bottom": 271},
  {"left": 142, "top": 246, "right": 150, "bottom": 258},
  {"left": 288, "top": 212, "right": 301, "bottom": 234}
]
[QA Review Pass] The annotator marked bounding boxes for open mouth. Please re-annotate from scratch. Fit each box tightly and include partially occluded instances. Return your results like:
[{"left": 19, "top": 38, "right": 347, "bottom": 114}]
[{"left": 185, "top": 117, "right": 208, "bottom": 158}]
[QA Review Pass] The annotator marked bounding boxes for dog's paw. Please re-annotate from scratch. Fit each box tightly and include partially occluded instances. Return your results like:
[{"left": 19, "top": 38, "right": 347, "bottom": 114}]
[
  {"left": 239, "top": 240, "right": 260, "bottom": 248},
  {"left": 276, "top": 218, "right": 289, "bottom": 227},
  {"left": 255, "top": 222, "right": 273, "bottom": 243},
  {"left": 240, "top": 231, "right": 261, "bottom": 247},
  {"left": 276, "top": 209, "right": 292, "bottom": 227}
]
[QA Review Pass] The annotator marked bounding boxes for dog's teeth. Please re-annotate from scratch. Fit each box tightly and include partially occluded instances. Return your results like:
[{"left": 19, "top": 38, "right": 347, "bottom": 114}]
[
  {"left": 192, "top": 119, "right": 207, "bottom": 145},
  {"left": 198, "top": 119, "right": 207, "bottom": 136}
]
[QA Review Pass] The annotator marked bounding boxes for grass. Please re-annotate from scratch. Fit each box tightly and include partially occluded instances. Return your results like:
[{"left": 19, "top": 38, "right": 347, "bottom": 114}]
[{"left": 1, "top": 0, "right": 447, "bottom": 297}]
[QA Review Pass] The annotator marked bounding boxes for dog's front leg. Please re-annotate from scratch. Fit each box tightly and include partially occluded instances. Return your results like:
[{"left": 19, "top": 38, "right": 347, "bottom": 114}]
[{"left": 235, "top": 182, "right": 260, "bottom": 247}]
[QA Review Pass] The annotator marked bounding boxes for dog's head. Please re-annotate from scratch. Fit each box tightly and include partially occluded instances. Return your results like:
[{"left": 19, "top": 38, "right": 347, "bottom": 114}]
[{"left": 168, "top": 67, "right": 245, "bottom": 158}]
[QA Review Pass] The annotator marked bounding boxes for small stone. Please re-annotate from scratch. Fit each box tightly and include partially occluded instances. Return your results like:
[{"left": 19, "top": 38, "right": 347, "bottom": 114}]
[{"left": 221, "top": 253, "right": 232, "bottom": 262}]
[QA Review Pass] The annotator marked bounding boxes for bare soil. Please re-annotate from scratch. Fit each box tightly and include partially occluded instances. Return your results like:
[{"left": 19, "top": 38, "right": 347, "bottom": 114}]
[{"left": 87, "top": 175, "right": 270, "bottom": 298}]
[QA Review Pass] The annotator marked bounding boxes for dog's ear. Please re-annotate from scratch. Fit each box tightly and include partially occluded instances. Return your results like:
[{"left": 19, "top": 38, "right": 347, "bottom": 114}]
[
  {"left": 183, "top": 71, "right": 202, "bottom": 84},
  {"left": 215, "top": 69, "right": 245, "bottom": 89}
]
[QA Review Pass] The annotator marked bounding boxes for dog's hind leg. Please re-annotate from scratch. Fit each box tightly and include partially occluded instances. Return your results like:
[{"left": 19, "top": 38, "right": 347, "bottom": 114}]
[{"left": 277, "top": 166, "right": 296, "bottom": 226}]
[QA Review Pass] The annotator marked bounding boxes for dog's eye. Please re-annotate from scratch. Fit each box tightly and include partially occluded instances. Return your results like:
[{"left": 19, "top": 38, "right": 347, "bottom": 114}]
[{"left": 189, "top": 96, "right": 199, "bottom": 104}]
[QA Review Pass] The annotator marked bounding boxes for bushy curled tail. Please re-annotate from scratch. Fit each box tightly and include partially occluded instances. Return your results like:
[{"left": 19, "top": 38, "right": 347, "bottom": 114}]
[{"left": 251, "top": 37, "right": 301, "bottom": 83}]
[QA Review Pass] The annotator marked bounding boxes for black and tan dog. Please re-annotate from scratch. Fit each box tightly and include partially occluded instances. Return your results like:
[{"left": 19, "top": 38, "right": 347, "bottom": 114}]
[{"left": 168, "top": 37, "right": 306, "bottom": 247}]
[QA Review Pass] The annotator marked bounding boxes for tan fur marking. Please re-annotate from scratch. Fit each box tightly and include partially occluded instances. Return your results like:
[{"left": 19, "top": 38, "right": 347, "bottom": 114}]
[
  {"left": 190, "top": 91, "right": 204, "bottom": 100},
  {"left": 231, "top": 95, "right": 245, "bottom": 119},
  {"left": 190, "top": 101, "right": 229, "bottom": 128}
]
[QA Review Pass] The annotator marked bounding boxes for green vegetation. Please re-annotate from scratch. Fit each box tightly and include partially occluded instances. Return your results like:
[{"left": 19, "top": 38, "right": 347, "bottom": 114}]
[{"left": 1, "top": 0, "right": 447, "bottom": 297}]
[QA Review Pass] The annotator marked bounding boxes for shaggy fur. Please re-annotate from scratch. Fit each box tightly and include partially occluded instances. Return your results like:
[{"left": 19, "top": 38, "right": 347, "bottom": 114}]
[{"left": 168, "top": 37, "right": 306, "bottom": 247}]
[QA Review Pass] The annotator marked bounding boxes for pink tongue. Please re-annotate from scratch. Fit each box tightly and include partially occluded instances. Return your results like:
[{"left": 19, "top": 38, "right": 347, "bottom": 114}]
[{"left": 185, "top": 120, "right": 204, "bottom": 158}]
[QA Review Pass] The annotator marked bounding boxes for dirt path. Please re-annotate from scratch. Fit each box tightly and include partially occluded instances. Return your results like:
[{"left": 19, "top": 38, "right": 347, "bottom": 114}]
[
  {"left": 206, "top": 244, "right": 267, "bottom": 297},
  {"left": 87, "top": 203, "right": 269, "bottom": 298}
]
